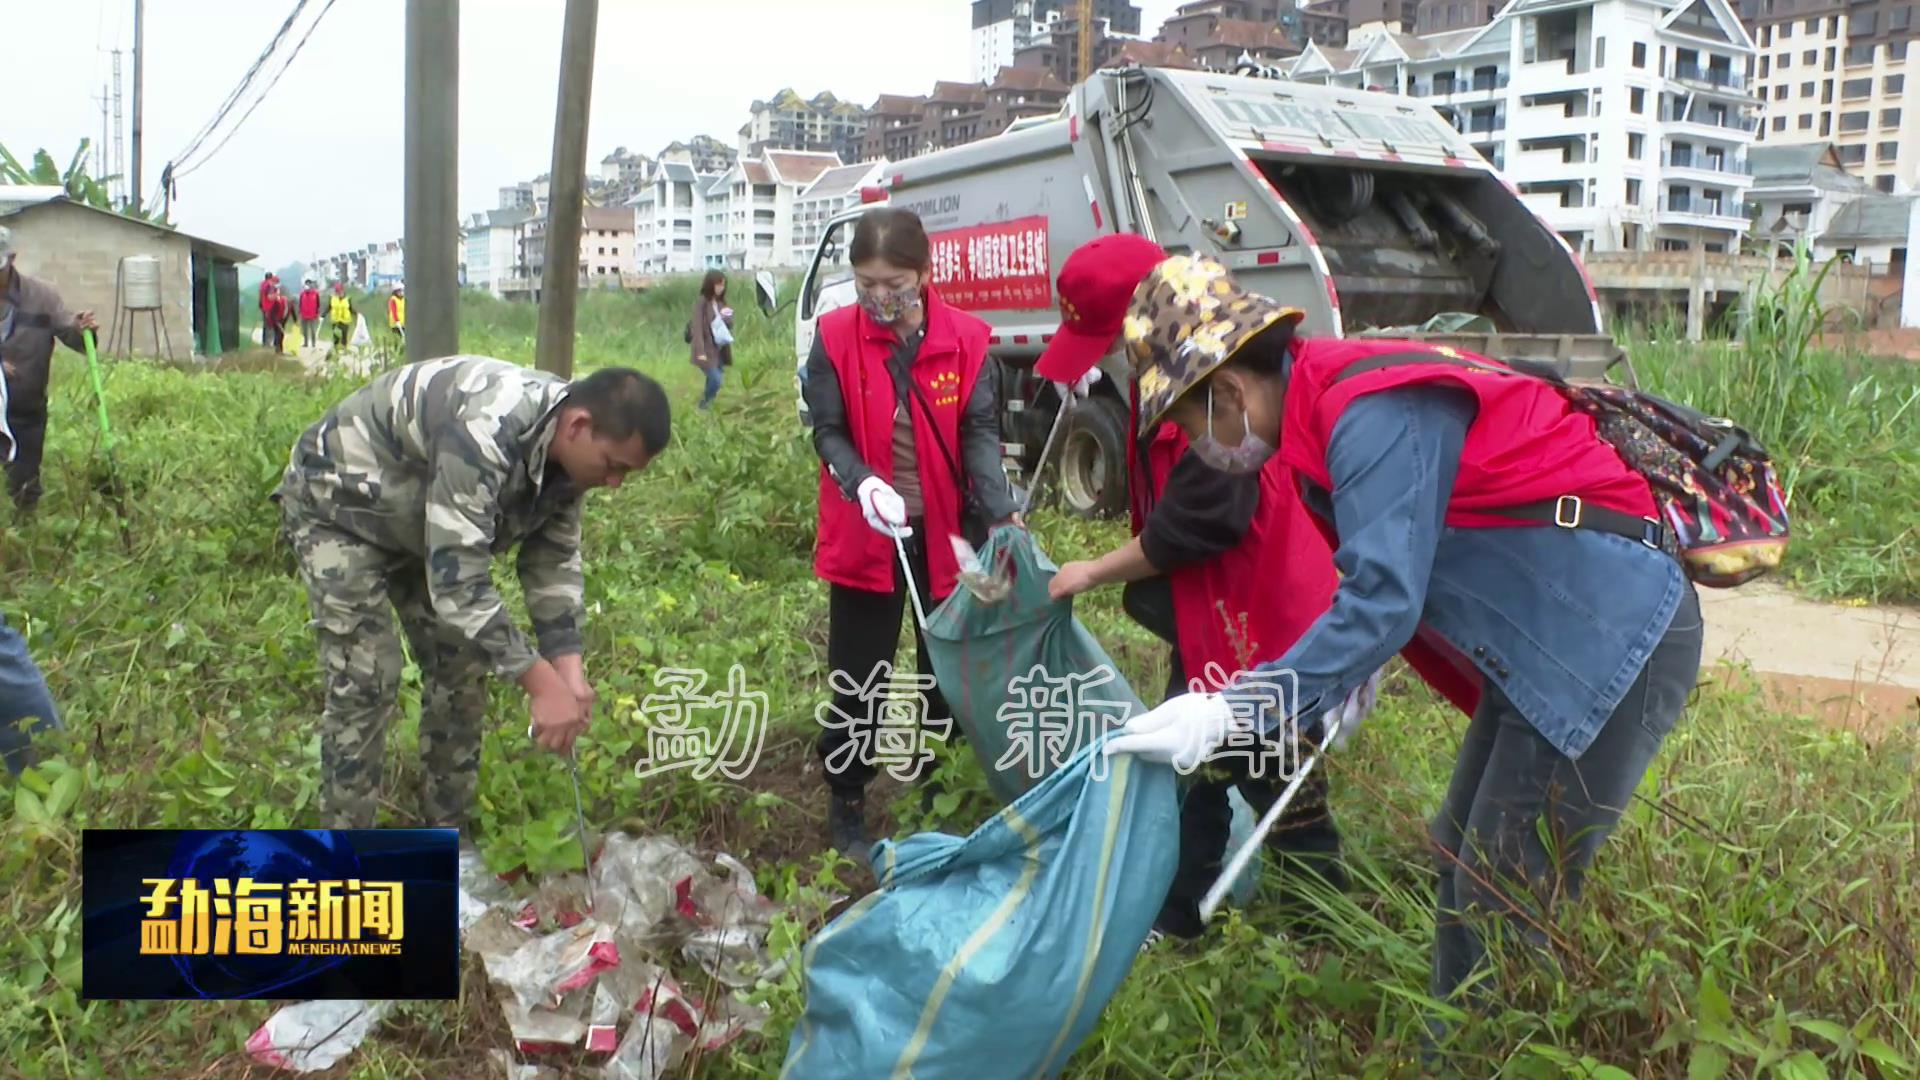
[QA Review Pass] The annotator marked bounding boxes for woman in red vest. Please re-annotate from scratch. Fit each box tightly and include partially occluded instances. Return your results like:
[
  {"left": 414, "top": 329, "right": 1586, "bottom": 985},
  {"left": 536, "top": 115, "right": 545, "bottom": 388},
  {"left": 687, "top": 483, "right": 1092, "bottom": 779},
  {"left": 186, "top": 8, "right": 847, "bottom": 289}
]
[
  {"left": 1032, "top": 234, "right": 1377, "bottom": 940},
  {"left": 1103, "top": 255, "right": 1704, "bottom": 1029},
  {"left": 799, "top": 208, "right": 1023, "bottom": 857}
]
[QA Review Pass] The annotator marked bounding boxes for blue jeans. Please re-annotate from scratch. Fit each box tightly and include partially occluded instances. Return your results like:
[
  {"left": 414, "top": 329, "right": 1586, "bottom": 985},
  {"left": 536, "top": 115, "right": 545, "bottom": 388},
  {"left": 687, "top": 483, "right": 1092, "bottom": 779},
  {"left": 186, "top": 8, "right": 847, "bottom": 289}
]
[
  {"left": 699, "top": 365, "right": 724, "bottom": 409},
  {"left": 0, "top": 611, "right": 60, "bottom": 776},
  {"left": 1429, "top": 582, "right": 1703, "bottom": 1007}
]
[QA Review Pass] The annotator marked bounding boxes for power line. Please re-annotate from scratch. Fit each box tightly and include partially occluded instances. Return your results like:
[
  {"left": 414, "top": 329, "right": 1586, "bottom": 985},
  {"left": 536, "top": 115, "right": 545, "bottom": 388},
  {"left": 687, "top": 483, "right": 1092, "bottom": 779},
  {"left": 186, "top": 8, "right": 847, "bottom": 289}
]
[
  {"left": 166, "top": 0, "right": 310, "bottom": 174},
  {"left": 171, "top": 0, "right": 341, "bottom": 183}
]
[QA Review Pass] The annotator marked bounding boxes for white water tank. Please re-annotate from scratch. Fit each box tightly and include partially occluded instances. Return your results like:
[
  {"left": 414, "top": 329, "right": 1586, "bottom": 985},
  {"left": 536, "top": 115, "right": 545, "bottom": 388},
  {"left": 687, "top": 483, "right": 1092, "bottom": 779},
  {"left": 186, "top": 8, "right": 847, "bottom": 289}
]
[{"left": 123, "top": 255, "right": 162, "bottom": 310}]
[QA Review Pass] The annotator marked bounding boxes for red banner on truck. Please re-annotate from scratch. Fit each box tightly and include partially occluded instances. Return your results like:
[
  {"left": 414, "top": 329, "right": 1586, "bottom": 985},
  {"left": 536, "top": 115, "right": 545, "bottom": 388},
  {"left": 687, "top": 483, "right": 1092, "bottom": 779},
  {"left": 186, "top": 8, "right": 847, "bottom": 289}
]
[{"left": 927, "top": 216, "right": 1052, "bottom": 311}]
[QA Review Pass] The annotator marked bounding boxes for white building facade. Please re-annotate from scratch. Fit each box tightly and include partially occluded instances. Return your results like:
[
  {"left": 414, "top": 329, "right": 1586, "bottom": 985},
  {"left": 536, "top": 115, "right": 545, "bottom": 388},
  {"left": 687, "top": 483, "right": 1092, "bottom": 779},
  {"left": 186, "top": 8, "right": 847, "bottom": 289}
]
[
  {"left": 463, "top": 208, "right": 534, "bottom": 296},
  {"left": 631, "top": 162, "right": 718, "bottom": 274},
  {"left": 1290, "top": 0, "right": 1761, "bottom": 254}
]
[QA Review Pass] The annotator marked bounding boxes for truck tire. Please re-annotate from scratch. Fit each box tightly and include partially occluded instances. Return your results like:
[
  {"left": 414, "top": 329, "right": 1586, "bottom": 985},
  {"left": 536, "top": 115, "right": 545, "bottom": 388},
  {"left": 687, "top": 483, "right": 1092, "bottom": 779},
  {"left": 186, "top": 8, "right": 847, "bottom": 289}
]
[{"left": 1055, "top": 393, "right": 1128, "bottom": 519}]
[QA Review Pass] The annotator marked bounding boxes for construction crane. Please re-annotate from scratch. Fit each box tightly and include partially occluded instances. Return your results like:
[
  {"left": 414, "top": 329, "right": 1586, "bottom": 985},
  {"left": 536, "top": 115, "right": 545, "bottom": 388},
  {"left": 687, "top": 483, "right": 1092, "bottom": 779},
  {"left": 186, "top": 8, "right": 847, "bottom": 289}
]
[{"left": 1077, "top": 0, "right": 1094, "bottom": 82}]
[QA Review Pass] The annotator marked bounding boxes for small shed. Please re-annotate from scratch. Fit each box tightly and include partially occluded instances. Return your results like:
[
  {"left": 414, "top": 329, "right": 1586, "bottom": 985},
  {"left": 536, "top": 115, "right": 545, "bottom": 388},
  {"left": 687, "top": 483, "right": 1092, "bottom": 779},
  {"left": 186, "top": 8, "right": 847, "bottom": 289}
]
[{"left": 0, "top": 193, "right": 257, "bottom": 358}]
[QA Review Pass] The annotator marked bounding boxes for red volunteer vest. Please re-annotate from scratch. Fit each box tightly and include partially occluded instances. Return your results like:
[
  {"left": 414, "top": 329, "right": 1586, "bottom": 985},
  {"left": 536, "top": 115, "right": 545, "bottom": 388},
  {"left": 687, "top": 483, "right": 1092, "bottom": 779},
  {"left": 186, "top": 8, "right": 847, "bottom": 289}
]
[
  {"left": 1126, "top": 386, "right": 1338, "bottom": 691},
  {"left": 813, "top": 288, "right": 989, "bottom": 602},
  {"left": 1273, "top": 337, "right": 1660, "bottom": 717},
  {"left": 299, "top": 289, "right": 322, "bottom": 320}
]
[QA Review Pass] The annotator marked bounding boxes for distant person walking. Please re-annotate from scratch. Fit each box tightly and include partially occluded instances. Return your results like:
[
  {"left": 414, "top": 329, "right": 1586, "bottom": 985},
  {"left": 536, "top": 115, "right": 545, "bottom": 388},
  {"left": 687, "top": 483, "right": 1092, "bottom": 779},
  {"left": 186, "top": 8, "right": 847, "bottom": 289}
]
[
  {"left": 258, "top": 272, "right": 279, "bottom": 342},
  {"left": 0, "top": 226, "right": 98, "bottom": 513},
  {"left": 687, "top": 270, "right": 733, "bottom": 411},
  {"left": 387, "top": 285, "right": 406, "bottom": 345},
  {"left": 298, "top": 279, "right": 323, "bottom": 347},
  {"left": 266, "top": 286, "right": 292, "bottom": 354},
  {"left": 327, "top": 282, "right": 356, "bottom": 354}
]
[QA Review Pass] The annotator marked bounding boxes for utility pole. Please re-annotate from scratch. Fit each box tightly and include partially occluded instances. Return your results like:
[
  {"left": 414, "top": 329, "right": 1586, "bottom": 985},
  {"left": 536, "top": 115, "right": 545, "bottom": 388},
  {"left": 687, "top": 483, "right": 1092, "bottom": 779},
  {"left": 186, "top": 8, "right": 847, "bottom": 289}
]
[
  {"left": 404, "top": 0, "right": 460, "bottom": 362},
  {"left": 112, "top": 51, "right": 125, "bottom": 209},
  {"left": 95, "top": 87, "right": 110, "bottom": 192},
  {"left": 131, "top": 0, "right": 145, "bottom": 208},
  {"left": 535, "top": 0, "right": 599, "bottom": 378}
]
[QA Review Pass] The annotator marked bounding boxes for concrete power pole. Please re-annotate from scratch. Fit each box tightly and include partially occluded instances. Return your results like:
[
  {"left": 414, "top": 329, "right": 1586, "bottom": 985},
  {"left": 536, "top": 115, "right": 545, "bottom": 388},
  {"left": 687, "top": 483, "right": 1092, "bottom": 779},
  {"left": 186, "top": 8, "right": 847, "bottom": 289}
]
[
  {"left": 535, "top": 0, "right": 599, "bottom": 378},
  {"left": 131, "top": 0, "right": 145, "bottom": 208},
  {"left": 404, "top": 0, "right": 460, "bottom": 362}
]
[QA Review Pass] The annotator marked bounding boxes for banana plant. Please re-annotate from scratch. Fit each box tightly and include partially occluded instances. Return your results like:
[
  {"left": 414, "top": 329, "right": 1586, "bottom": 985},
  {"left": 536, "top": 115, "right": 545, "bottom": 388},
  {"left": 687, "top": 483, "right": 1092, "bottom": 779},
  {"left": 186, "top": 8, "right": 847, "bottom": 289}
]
[{"left": 0, "top": 138, "right": 171, "bottom": 227}]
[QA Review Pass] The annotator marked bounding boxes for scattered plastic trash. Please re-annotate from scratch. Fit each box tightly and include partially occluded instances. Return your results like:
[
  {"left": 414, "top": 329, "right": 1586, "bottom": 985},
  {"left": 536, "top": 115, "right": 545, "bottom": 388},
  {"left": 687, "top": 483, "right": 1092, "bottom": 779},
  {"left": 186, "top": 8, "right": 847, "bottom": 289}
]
[{"left": 247, "top": 834, "right": 777, "bottom": 1075}]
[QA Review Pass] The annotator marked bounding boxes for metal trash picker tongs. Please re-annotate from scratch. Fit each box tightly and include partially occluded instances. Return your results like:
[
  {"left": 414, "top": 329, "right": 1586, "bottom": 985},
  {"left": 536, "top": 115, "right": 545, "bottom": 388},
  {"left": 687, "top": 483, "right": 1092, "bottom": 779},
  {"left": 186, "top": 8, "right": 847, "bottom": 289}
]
[
  {"left": 1196, "top": 708, "right": 1347, "bottom": 925},
  {"left": 527, "top": 719, "right": 598, "bottom": 911}
]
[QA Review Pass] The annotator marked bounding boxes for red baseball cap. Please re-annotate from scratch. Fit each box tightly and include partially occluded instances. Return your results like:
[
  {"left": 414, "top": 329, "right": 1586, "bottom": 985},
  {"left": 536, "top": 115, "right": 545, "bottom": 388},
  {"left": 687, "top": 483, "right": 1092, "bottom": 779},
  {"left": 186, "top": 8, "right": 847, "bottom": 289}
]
[{"left": 1034, "top": 233, "right": 1168, "bottom": 382}]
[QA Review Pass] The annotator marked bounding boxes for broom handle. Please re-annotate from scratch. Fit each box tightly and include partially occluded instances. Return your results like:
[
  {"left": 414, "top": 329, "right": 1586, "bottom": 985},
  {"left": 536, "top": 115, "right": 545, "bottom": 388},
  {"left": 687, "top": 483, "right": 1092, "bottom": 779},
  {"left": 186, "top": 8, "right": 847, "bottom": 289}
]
[{"left": 83, "top": 329, "right": 115, "bottom": 450}]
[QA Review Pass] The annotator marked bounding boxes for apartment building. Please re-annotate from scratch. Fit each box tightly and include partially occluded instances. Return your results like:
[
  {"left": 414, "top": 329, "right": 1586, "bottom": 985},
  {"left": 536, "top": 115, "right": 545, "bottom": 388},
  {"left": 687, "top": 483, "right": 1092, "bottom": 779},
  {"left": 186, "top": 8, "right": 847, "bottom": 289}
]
[
  {"left": 974, "top": 0, "right": 1146, "bottom": 80},
  {"left": 1745, "top": 140, "right": 1873, "bottom": 248},
  {"left": 739, "top": 90, "right": 868, "bottom": 163},
  {"left": 981, "top": 66, "right": 1072, "bottom": 136},
  {"left": 1416, "top": 0, "right": 1505, "bottom": 33},
  {"left": 792, "top": 160, "right": 889, "bottom": 258},
  {"left": 1743, "top": 0, "right": 1920, "bottom": 192},
  {"left": 463, "top": 208, "right": 534, "bottom": 296},
  {"left": 631, "top": 161, "right": 726, "bottom": 273},
  {"left": 522, "top": 206, "right": 633, "bottom": 285},
  {"left": 700, "top": 150, "right": 842, "bottom": 270},
  {"left": 1288, "top": 0, "right": 1762, "bottom": 254}
]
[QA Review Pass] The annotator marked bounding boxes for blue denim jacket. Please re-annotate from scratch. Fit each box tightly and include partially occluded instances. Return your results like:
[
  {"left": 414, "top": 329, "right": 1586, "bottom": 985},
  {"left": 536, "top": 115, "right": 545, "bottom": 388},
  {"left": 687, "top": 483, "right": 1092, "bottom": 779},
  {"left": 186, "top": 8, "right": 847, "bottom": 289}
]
[{"left": 1224, "top": 384, "right": 1686, "bottom": 760}]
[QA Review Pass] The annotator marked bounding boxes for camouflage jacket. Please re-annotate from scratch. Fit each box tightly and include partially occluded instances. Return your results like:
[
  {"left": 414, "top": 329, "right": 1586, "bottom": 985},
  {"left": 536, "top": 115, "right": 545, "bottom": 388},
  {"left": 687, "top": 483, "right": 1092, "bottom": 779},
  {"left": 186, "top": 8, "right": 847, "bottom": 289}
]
[{"left": 275, "top": 355, "right": 586, "bottom": 681}]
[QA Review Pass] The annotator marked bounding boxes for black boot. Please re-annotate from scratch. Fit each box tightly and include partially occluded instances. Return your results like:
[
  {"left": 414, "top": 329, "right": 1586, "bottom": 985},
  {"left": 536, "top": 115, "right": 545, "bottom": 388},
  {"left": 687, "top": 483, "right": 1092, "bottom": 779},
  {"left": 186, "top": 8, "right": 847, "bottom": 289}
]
[{"left": 827, "top": 791, "right": 873, "bottom": 864}]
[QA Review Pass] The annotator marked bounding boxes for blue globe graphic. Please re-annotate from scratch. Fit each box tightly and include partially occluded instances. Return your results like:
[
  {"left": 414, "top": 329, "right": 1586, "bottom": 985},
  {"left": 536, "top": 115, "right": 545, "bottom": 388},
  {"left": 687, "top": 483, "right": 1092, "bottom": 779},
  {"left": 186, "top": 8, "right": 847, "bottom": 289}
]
[{"left": 163, "top": 830, "right": 363, "bottom": 999}]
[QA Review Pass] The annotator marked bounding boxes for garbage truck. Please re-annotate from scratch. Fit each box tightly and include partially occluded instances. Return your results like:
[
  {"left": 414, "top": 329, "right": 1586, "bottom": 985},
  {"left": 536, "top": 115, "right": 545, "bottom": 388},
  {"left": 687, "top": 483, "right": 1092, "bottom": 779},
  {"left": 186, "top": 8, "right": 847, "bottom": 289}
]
[{"left": 759, "top": 63, "right": 1624, "bottom": 518}]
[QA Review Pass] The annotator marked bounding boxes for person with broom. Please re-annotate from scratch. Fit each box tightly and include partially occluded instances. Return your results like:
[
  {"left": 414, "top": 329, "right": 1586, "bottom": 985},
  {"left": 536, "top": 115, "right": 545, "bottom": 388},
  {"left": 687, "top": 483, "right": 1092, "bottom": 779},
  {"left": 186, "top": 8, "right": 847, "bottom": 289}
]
[
  {"left": 1100, "top": 254, "right": 1703, "bottom": 1035},
  {"left": 1032, "top": 234, "right": 1379, "bottom": 942},
  {"left": 0, "top": 227, "right": 98, "bottom": 514}
]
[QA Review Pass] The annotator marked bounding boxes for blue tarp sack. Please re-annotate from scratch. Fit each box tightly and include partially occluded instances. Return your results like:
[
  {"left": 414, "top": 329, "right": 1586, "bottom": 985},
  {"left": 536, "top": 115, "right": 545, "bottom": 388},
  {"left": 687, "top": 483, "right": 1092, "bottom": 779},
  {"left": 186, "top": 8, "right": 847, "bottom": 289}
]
[
  {"left": 919, "top": 525, "right": 1262, "bottom": 898},
  {"left": 780, "top": 739, "right": 1180, "bottom": 1080}
]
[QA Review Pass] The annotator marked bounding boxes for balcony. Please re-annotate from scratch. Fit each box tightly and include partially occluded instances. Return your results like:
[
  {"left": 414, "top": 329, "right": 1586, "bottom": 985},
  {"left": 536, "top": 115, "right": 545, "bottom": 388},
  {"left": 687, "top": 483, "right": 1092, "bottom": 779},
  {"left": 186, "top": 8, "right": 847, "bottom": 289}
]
[
  {"left": 1416, "top": 73, "right": 1510, "bottom": 99},
  {"left": 1669, "top": 64, "right": 1759, "bottom": 100},
  {"left": 1660, "top": 195, "right": 1745, "bottom": 222},
  {"left": 1513, "top": 55, "right": 1598, "bottom": 96},
  {"left": 1662, "top": 151, "right": 1753, "bottom": 182},
  {"left": 1661, "top": 108, "right": 1758, "bottom": 142}
]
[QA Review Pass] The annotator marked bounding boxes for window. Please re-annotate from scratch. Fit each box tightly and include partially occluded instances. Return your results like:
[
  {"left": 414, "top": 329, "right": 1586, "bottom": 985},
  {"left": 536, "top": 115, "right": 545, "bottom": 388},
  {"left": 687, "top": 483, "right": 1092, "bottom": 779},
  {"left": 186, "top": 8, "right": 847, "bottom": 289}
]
[
  {"left": 1629, "top": 132, "right": 1645, "bottom": 158},
  {"left": 1894, "top": 41, "right": 1911, "bottom": 60},
  {"left": 1889, "top": 75, "right": 1907, "bottom": 95},
  {"left": 1778, "top": 53, "right": 1792, "bottom": 69},
  {"left": 1829, "top": 15, "right": 1840, "bottom": 35},
  {"left": 1626, "top": 178, "right": 1641, "bottom": 203},
  {"left": 1841, "top": 110, "right": 1870, "bottom": 130},
  {"left": 1839, "top": 143, "right": 1867, "bottom": 163},
  {"left": 1854, "top": 10, "right": 1878, "bottom": 33},
  {"left": 1877, "top": 175, "right": 1898, "bottom": 191},
  {"left": 1633, "top": 41, "right": 1647, "bottom": 67},
  {"left": 1761, "top": 24, "right": 1772, "bottom": 46},
  {"left": 1805, "top": 16, "right": 1819, "bottom": 31},
  {"left": 1802, "top": 81, "right": 1816, "bottom": 96},
  {"left": 1847, "top": 43, "right": 1875, "bottom": 65},
  {"left": 1822, "top": 113, "right": 1833, "bottom": 135},
  {"left": 1800, "top": 114, "right": 1814, "bottom": 128},
  {"left": 1596, "top": 37, "right": 1605, "bottom": 67},
  {"left": 1880, "top": 140, "right": 1901, "bottom": 160},
  {"left": 1761, "top": 55, "right": 1772, "bottom": 77},
  {"left": 1845, "top": 77, "right": 1873, "bottom": 98},
  {"left": 1826, "top": 47, "right": 1837, "bottom": 72},
  {"left": 1776, "top": 85, "right": 1789, "bottom": 100},
  {"left": 1804, "top": 50, "right": 1818, "bottom": 65},
  {"left": 1773, "top": 114, "right": 1788, "bottom": 130},
  {"left": 1884, "top": 108, "right": 1903, "bottom": 127},
  {"left": 1825, "top": 80, "right": 1835, "bottom": 103},
  {"left": 1781, "top": 21, "right": 1794, "bottom": 38},
  {"left": 1896, "top": 5, "right": 1914, "bottom": 30},
  {"left": 1632, "top": 86, "right": 1646, "bottom": 112}
]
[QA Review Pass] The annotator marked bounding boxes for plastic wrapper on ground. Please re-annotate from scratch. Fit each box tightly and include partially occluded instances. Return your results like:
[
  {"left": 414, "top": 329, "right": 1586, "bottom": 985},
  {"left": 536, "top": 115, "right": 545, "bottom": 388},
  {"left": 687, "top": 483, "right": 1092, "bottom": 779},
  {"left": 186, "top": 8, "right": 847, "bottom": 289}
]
[{"left": 245, "top": 999, "right": 396, "bottom": 1073}]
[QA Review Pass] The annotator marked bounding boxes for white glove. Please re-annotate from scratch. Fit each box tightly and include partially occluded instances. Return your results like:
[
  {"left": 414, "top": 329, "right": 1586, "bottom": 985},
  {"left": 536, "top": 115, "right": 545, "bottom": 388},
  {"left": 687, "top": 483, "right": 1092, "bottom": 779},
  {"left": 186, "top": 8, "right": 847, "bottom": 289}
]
[
  {"left": 1102, "top": 691, "right": 1243, "bottom": 773},
  {"left": 856, "top": 476, "right": 911, "bottom": 538},
  {"left": 1321, "top": 668, "right": 1383, "bottom": 751},
  {"left": 1050, "top": 366, "right": 1103, "bottom": 403}
]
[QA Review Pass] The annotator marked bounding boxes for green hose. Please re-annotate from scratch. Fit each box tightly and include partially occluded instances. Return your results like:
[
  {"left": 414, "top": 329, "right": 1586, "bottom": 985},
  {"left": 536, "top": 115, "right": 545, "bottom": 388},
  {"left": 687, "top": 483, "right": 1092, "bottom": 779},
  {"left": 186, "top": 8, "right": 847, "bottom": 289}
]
[{"left": 82, "top": 329, "right": 116, "bottom": 450}]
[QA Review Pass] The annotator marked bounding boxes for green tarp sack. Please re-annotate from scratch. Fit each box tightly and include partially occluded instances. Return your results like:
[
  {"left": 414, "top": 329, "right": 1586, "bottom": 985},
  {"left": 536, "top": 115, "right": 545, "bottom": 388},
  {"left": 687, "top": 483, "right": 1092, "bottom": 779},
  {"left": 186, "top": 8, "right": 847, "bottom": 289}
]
[
  {"left": 920, "top": 526, "right": 1261, "bottom": 899},
  {"left": 780, "top": 739, "right": 1180, "bottom": 1079}
]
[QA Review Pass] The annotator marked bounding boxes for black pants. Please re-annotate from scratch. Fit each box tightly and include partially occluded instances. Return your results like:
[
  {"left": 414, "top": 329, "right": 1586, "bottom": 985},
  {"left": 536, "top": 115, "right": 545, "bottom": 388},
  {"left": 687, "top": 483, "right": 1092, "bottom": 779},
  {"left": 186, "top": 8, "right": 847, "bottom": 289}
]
[
  {"left": 1125, "top": 575, "right": 1344, "bottom": 938},
  {"left": 817, "top": 519, "right": 954, "bottom": 798},
  {"left": 4, "top": 410, "right": 47, "bottom": 512},
  {"left": 332, "top": 322, "right": 351, "bottom": 347}
]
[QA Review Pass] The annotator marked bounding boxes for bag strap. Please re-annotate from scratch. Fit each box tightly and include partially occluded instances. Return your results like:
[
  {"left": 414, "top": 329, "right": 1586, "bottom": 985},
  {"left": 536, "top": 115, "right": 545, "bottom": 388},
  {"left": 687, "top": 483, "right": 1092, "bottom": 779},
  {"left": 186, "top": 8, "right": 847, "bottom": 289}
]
[
  {"left": 887, "top": 343, "right": 966, "bottom": 495},
  {"left": 1329, "top": 349, "right": 1672, "bottom": 552}
]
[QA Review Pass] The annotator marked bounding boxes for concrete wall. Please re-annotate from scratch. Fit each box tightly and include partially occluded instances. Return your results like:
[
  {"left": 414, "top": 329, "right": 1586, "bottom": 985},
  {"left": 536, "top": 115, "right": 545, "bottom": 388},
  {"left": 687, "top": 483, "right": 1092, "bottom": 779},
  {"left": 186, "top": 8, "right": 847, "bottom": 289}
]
[{"left": 1, "top": 201, "right": 194, "bottom": 358}]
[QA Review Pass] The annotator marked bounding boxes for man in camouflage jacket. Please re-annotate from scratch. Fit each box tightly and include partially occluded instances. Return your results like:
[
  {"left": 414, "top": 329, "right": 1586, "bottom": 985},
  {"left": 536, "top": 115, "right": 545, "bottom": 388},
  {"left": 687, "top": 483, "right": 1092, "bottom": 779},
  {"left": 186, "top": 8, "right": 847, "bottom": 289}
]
[{"left": 274, "top": 355, "right": 670, "bottom": 831}]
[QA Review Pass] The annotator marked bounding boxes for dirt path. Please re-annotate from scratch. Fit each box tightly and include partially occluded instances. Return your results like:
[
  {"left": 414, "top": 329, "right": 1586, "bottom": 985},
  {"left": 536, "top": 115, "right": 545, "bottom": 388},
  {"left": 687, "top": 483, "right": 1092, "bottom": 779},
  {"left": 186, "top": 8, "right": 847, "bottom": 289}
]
[{"left": 1698, "top": 581, "right": 1919, "bottom": 736}]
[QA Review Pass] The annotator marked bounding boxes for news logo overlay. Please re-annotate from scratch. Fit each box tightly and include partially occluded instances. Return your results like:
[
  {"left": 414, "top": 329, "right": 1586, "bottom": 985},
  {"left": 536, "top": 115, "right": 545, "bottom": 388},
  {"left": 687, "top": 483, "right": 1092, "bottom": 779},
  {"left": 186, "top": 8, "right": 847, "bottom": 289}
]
[{"left": 82, "top": 829, "right": 458, "bottom": 1001}]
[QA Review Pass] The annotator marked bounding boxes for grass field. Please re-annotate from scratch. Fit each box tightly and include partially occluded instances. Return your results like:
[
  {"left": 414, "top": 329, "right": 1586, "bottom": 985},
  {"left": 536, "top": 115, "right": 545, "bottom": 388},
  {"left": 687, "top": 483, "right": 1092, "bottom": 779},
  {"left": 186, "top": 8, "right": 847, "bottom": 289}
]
[{"left": 2, "top": 279, "right": 1915, "bottom": 1078}]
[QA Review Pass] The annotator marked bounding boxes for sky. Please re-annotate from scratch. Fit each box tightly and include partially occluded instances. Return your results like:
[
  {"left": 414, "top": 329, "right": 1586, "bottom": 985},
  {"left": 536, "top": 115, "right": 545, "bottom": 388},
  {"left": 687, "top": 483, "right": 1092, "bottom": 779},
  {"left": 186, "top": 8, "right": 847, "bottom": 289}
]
[{"left": 8, "top": 0, "right": 1188, "bottom": 268}]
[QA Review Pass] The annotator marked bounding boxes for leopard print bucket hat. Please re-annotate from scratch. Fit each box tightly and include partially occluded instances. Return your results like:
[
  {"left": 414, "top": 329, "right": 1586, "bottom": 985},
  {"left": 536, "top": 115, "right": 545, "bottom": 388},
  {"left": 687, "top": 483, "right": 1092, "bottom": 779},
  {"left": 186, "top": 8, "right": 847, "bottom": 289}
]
[{"left": 1124, "top": 253, "right": 1304, "bottom": 437}]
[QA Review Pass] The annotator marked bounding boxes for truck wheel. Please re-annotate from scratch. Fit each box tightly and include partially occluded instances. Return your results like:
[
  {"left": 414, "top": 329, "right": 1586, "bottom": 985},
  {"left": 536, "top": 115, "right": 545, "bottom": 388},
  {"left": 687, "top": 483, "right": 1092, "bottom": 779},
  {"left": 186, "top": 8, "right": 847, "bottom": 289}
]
[{"left": 1055, "top": 394, "right": 1128, "bottom": 519}]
